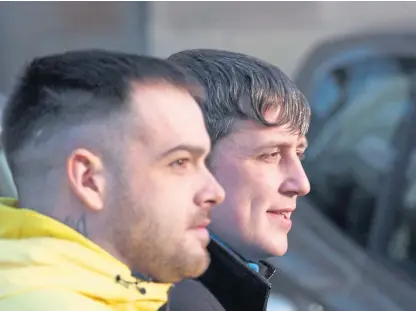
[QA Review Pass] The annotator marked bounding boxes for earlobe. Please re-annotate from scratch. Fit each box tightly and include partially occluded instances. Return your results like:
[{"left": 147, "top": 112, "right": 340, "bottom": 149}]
[{"left": 67, "top": 149, "right": 106, "bottom": 211}]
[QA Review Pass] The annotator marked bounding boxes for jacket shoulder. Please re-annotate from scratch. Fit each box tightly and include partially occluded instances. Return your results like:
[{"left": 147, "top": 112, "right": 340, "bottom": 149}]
[
  {"left": 168, "top": 279, "right": 226, "bottom": 311},
  {"left": 0, "top": 290, "right": 113, "bottom": 311}
]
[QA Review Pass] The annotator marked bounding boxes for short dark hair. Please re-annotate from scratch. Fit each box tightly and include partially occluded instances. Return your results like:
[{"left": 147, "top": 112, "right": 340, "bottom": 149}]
[
  {"left": 168, "top": 49, "right": 311, "bottom": 145},
  {"left": 3, "top": 49, "right": 200, "bottom": 167}
]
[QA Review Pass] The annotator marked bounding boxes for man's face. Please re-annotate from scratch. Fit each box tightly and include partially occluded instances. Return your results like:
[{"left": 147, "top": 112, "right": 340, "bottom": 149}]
[
  {"left": 209, "top": 111, "right": 310, "bottom": 260},
  {"left": 109, "top": 84, "right": 225, "bottom": 282}
]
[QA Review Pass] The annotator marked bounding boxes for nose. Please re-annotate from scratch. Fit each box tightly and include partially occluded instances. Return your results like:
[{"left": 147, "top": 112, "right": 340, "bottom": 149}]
[
  {"left": 195, "top": 168, "right": 225, "bottom": 209},
  {"left": 280, "top": 158, "right": 310, "bottom": 197}
]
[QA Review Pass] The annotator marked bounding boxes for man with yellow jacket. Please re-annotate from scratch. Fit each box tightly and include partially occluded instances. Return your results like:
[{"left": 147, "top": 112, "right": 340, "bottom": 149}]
[{"left": 0, "top": 50, "right": 225, "bottom": 311}]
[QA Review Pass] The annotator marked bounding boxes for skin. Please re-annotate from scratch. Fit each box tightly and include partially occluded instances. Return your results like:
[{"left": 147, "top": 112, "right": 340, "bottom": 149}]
[
  {"left": 23, "top": 83, "right": 225, "bottom": 283},
  {"left": 208, "top": 109, "right": 310, "bottom": 261}
]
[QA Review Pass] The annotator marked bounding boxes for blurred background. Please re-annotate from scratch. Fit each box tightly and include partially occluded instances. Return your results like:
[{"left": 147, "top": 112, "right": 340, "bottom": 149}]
[{"left": 1, "top": 2, "right": 416, "bottom": 311}]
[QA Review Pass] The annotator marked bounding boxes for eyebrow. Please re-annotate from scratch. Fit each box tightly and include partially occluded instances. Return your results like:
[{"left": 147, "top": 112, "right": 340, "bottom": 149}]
[
  {"left": 253, "top": 138, "right": 308, "bottom": 152},
  {"left": 158, "top": 144, "right": 208, "bottom": 160}
]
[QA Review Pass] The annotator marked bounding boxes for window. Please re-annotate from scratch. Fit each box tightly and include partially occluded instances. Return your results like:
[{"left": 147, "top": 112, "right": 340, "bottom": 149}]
[{"left": 303, "top": 56, "right": 416, "bottom": 278}]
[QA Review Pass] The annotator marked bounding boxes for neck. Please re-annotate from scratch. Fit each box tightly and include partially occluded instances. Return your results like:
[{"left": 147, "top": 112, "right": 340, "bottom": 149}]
[
  {"left": 19, "top": 194, "right": 156, "bottom": 282},
  {"left": 210, "top": 233, "right": 261, "bottom": 273},
  {"left": 210, "top": 233, "right": 248, "bottom": 262},
  {"left": 96, "top": 238, "right": 157, "bottom": 281}
]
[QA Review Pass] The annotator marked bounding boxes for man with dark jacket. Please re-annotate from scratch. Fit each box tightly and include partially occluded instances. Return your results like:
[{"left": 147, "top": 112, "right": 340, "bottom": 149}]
[{"left": 166, "top": 49, "right": 311, "bottom": 311}]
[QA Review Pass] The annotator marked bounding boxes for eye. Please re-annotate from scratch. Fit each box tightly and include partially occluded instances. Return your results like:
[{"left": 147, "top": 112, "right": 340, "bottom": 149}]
[
  {"left": 259, "top": 151, "right": 281, "bottom": 163},
  {"left": 170, "top": 158, "right": 190, "bottom": 168}
]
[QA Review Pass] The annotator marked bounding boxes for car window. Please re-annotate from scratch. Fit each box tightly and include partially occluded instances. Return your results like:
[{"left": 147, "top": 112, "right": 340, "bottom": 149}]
[
  {"left": 303, "top": 57, "right": 416, "bottom": 275},
  {"left": 387, "top": 141, "right": 416, "bottom": 276}
]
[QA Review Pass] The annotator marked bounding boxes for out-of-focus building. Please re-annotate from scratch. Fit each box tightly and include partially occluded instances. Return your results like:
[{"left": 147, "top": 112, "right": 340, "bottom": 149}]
[{"left": 1, "top": 2, "right": 416, "bottom": 93}]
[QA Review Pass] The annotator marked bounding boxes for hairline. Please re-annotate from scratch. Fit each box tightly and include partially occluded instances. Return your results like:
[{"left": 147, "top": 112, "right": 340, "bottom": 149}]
[
  {"left": 7, "top": 77, "right": 198, "bottom": 151},
  {"left": 167, "top": 49, "right": 311, "bottom": 151},
  {"left": 7, "top": 78, "right": 199, "bottom": 177},
  {"left": 209, "top": 108, "right": 310, "bottom": 146}
]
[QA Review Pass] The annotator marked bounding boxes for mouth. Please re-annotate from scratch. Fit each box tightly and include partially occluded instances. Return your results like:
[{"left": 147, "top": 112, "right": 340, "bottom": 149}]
[
  {"left": 272, "top": 211, "right": 291, "bottom": 219},
  {"left": 266, "top": 209, "right": 294, "bottom": 230},
  {"left": 190, "top": 220, "right": 211, "bottom": 244},
  {"left": 192, "top": 219, "right": 211, "bottom": 230},
  {"left": 267, "top": 209, "right": 293, "bottom": 219}
]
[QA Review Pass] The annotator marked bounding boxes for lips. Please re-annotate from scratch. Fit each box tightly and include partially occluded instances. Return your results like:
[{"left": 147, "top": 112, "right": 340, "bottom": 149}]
[
  {"left": 273, "top": 211, "right": 291, "bottom": 219},
  {"left": 190, "top": 219, "right": 211, "bottom": 245},
  {"left": 191, "top": 219, "right": 211, "bottom": 230},
  {"left": 267, "top": 208, "right": 295, "bottom": 219},
  {"left": 266, "top": 208, "right": 295, "bottom": 230}
]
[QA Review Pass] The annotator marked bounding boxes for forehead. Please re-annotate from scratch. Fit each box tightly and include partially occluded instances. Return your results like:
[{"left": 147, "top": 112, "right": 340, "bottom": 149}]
[
  {"left": 228, "top": 119, "right": 307, "bottom": 150},
  {"left": 128, "top": 83, "right": 210, "bottom": 151}
]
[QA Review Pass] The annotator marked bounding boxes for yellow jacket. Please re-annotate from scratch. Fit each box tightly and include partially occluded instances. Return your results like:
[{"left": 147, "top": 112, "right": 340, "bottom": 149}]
[{"left": 0, "top": 198, "right": 172, "bottom": 311}]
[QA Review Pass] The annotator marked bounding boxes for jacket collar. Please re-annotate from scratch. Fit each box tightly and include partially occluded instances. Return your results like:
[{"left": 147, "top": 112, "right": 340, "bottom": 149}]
[
  {"left": 0, "top": 199, "right": 172, "bottom": 310},
  {"left": 198, "top": 239, "right": 276, "bottom": 311},
  {"left": 210, "top": 233, "right": 261, "bottom": 273}
]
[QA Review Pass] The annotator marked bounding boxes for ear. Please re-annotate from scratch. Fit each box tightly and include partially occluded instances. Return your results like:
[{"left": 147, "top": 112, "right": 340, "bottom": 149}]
[{"left": 67, "top": 148, "right": 106, "bottom": 211}]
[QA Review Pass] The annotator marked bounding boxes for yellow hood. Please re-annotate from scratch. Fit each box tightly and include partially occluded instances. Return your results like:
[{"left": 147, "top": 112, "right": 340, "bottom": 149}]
[{"left": 0, "top": 198, "right": 171, "bottom": 311}]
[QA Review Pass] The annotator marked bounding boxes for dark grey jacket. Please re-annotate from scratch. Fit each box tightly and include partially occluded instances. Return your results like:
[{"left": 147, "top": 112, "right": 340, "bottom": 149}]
[{"left": 166, "top": 239, "right": 276, "bottom": 311}]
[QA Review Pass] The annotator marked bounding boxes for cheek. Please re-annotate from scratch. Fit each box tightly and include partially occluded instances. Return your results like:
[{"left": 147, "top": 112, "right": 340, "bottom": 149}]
[
  {"left": 222, "top": 164, "right": 282, "bottom": 221},
  {"left": 212, "top": 163, "right": 269, "bottom": 225},
  {"left": 151, "top": 174, "right": 203, "bottom": 231},
  {"left": 126, "top": 172, "right": 183, "bottom": 230}
]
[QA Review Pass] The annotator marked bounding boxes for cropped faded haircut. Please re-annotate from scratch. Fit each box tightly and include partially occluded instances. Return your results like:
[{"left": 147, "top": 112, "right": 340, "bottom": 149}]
[
  {"left": 2, "top": 49, "right": 201, "bottom": 175},
  {"left": 168, "top": 49, "right": 310, "bottom": 145}
]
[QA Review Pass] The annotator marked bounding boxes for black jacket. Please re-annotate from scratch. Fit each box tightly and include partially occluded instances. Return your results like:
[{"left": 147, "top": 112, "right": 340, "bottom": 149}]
[{"left": 167, "top": 239, "right": 276, "bottom": 311}]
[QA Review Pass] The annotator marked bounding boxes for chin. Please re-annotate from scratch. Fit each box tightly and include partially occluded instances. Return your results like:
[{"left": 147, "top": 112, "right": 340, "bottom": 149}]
[
  {"left": 153, "top": 256, "right": 210, "bottom": 283},
  {"left": 275, "top": 246, "right": 288, "bottom": 256},
  {"left": 263, "top": 236, "right": 288, "bottom": 257},
  {"left": 182, "top": 247, "right": 211, "bottom": 279}
]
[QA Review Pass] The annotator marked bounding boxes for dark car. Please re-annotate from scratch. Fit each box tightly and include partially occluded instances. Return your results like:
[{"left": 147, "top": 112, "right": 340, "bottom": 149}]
[{"left": 265, "top": 33, "right": 416, "bottom": 311}]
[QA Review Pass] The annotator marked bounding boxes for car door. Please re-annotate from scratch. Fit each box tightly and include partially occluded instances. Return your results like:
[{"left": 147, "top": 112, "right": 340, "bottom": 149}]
[{"left": 268, "top": 33, "right": 416, "bottom": 311}]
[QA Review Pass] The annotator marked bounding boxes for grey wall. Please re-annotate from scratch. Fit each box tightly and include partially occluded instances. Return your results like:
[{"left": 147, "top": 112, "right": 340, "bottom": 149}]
[
  {"left": 2, "top": 2, "right": 416, "bottom": 94},
  {"left": 0, "top": 2, "right": 148, "bottom": 94},
  {"left": 149, "top": 2, "right": 416, "bottom": 78}
]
